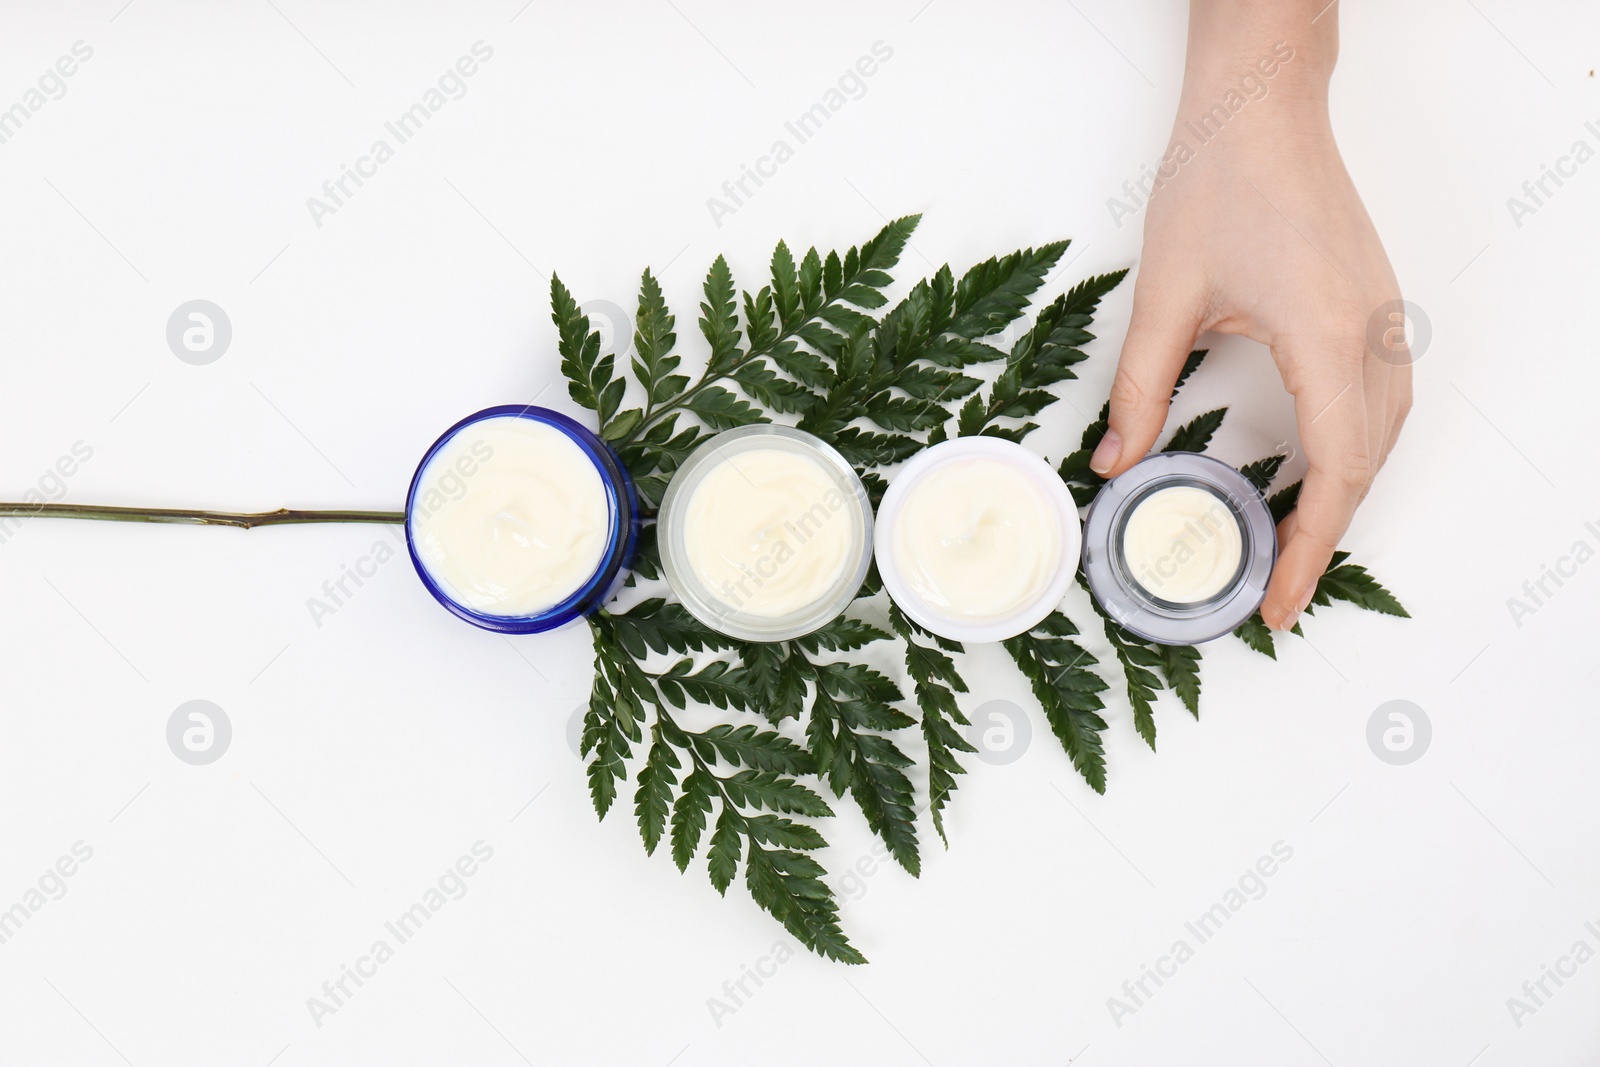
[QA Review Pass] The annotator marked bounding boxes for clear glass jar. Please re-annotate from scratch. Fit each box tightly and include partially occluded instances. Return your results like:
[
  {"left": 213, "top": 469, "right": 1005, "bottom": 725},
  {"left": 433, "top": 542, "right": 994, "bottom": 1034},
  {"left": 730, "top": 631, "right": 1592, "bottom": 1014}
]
[{"left": 657, "top": 425, "right": 873, "bottom": 643}]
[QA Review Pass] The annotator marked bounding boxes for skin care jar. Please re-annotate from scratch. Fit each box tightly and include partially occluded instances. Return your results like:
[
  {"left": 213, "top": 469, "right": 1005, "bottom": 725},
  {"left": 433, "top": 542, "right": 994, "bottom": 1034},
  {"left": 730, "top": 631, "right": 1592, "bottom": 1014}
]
[
  {"left": 874, "top": 437, "right": 1082, "bottom": 643},
  {"left": 1081, "top": 452, "right": 1276, "bottom": 645},
  {"left": 657, "top": 425, "right": 874, "bottom": 642},
  {"left": 406, "top": 406, "right": 639, "bottom": 633}
]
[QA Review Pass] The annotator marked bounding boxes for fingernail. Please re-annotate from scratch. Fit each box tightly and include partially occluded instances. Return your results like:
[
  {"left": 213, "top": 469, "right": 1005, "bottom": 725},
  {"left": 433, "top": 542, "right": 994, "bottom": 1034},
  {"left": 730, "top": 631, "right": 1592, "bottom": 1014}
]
[
  {"left": 1090, "top": 429, "right": 1122, "bottom": 476},
  {"left": 1295, "top": 580, "right": 1317, "bottom": 615},
  {"left": 1279, "top": 580, "right": 1317, "bottom": 631}
]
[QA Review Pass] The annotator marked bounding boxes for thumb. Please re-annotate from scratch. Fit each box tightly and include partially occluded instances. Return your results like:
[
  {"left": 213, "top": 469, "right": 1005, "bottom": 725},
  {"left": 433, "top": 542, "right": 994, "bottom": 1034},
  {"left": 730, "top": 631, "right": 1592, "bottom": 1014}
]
[{"left": 1091, "top": 276, "right": 1204, "bottom": 478}]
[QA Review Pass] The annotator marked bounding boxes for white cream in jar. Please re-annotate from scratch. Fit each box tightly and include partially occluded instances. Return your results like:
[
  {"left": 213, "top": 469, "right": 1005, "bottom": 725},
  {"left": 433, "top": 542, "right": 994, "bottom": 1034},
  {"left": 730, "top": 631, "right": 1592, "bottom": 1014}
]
[
  {"left": 410, "top": 416, "right": 610, "bottom": 617},
  {"left": 875, "top": 437, "right": 1082, "bottom": 643},
  {"left": 1120, "top": 485, "right": 1244, "bottom": 603},
  {"left": 682, "top": 448, "right": 856, "bottom": 617},
  {"left": 658, "top": 426, "right": 874, "bottom": 642},
  {"left": 891, "top": 458, "right": 1062, "bottom": 620}
]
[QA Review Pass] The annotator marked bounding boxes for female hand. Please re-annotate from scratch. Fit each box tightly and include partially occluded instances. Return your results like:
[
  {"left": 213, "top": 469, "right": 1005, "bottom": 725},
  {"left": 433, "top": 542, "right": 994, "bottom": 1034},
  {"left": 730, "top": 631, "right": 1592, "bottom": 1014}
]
[{"left": 1090, "top": 0, "right": 1412, "bottom": 631}]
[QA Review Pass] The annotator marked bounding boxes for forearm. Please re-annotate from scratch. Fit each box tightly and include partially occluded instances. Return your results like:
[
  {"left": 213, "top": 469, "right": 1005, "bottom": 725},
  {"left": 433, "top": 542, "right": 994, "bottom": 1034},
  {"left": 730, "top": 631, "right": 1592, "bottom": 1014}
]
[
  {"left": 1162, "top": 0, "right": 1342, "bottom": 163},
  {"left": 1182, "top": 0, "right": 1338, "bottom": 111}
]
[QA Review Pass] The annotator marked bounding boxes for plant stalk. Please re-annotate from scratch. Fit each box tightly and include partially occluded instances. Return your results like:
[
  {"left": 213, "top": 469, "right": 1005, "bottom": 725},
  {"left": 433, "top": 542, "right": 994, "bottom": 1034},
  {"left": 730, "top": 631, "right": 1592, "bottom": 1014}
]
[{"left": 0, "top": 503, "right": 405, "bottom": 529}]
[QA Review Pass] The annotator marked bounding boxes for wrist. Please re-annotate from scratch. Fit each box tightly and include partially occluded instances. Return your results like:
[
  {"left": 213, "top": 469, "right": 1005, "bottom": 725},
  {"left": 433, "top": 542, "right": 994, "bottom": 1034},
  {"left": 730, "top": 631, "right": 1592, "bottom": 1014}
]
[{"left": 1180, "top": 0, "right": 1337, "bottom": 109}]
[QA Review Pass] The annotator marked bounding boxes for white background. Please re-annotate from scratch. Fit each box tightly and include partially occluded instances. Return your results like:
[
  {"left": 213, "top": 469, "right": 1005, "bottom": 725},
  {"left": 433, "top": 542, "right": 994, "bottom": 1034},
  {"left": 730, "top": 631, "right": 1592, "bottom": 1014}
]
[{"left": 0, "top": 1, "right": 1596, "bottom": 1064}]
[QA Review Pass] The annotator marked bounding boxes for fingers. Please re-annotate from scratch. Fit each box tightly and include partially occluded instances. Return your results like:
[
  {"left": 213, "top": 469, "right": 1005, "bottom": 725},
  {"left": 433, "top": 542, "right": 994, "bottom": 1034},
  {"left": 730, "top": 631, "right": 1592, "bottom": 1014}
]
[
  {"left": 1090, "top": 272, "right": 1205, "bottom": 478},
  {"left": 1379, "top": 361, "right": 1414, "bottom": 469},
  {"left": 1261, "top": 346, "right": 1372, "bottom": 631},
  {"left": 1262, "top": 464, "right": 1364, "bottom": 630},
  {"left": 1263, "top": 469, "right": 1367, "bottom": 630}
]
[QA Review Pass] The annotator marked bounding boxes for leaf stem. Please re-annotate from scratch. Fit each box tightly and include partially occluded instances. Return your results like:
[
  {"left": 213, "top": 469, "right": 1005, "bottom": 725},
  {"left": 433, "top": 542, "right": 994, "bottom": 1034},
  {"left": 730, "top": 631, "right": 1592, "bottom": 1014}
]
[
  {"left": 625, "top": 339, "right": 778, "bottom": 445},
  {"left": 655, "top": 706, "right": 751, "bottom": 838},
  {"left": 0, "top": 503, "right": 405, "bottom": 529},
  {"left": 624, "top": 279, "right": 869, "bottom": 446}
]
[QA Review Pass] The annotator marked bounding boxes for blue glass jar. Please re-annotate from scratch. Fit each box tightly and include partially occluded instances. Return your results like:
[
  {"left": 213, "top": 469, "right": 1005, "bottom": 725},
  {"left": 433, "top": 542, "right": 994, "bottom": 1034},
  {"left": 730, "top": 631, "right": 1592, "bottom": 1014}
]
[{"left": 405, "top": 405, "right": 640, "bottom": 633}]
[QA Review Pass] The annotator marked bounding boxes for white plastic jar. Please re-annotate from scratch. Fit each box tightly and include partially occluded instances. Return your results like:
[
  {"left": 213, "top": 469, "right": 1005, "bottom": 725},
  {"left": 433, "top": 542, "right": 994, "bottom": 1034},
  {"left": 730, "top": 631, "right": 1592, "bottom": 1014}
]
[{"left": 874, "top": 437, "right": 1082, "bottom": 643}]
